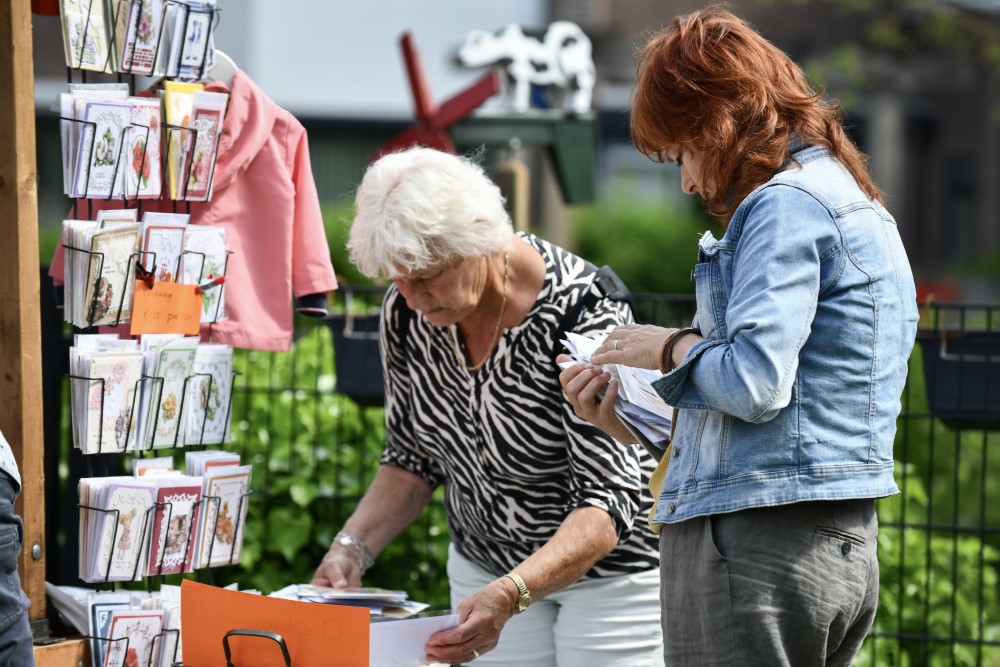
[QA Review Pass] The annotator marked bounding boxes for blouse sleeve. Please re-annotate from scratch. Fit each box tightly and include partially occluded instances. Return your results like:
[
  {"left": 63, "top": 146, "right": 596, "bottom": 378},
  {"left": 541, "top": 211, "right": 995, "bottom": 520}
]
[
  {"left": 559, "top": 286, "right": 645, "bottom": 542},
  {"left": 378, "top": 288, "right": 445, "bottom": 488}
]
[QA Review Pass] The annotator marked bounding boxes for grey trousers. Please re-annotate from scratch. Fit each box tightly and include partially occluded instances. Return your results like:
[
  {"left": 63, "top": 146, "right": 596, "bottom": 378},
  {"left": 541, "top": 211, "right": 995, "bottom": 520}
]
[{"left": 659, "top": 499, "right": 878, "bottom": 666}]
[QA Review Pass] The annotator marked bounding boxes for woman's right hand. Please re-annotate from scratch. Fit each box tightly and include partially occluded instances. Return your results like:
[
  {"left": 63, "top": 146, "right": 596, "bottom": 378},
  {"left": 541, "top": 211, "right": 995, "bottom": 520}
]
[
  {"left": 557, "top": 354, "right": 636, "bottom": 444},
  {"left": 311, "top": 546, "right": 363, "bottom": 589}
]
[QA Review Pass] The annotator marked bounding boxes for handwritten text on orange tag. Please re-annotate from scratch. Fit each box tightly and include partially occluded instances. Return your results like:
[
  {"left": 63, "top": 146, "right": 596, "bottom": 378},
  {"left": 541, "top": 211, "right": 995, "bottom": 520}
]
[{"left": 129, "top": 280, "right": 203, "bottom": 335}]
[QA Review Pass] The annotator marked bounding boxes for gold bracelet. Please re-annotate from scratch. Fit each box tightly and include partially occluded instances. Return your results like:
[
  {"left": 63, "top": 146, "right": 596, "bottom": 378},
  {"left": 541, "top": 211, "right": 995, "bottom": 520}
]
[{"left": 659, "top": 327, "right": 700, "bottom": 374}]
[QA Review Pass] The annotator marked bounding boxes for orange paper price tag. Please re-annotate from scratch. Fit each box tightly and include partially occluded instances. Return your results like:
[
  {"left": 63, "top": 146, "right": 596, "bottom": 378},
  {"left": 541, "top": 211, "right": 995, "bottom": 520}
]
[{"left": 129, "top": 280, "right": 203, "bottom": 335}]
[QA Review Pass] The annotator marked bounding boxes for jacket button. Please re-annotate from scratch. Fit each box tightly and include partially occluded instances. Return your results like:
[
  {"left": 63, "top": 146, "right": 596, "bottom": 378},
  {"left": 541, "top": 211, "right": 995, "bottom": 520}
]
[
  {"left": 842, "top": 542, "right": 852, "bottom": 556},
  {"left": 672, "top": 447, "right": 680, "bottom": 459},
  {"left": 667, "top": 502, "right": 676, "bottom": 514}
]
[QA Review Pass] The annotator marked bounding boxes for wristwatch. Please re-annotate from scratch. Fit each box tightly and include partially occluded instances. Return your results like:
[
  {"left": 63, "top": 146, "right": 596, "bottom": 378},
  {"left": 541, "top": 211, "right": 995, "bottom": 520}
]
[
  {"left": 335, "top": 531, "right": 375, "bottom": 573},
  {"left": 505, "top": 572, "right": 532, "bottom": 613}
]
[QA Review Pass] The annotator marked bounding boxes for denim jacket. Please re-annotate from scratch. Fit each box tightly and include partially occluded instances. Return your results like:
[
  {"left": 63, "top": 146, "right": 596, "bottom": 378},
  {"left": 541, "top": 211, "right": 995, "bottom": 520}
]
[{"left": 651, "top": 146, "right": 918, "bottom": 525}]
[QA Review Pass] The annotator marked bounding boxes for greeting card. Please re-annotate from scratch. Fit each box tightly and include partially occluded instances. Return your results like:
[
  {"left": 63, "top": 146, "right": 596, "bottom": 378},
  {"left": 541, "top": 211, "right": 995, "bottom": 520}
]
[
  {"left": 184, "top": 344, "right": 234, "bottom": 445},
  {"left": 60, "top": 0, "right": 113, "bottom": 72},
  {"left": 195, "top": 465, "right": 251, "bottom": 568},
  {"left": 82, "top": 224, "right": 140, "bottom": 327},
  {"left": 143, "top": 338, "right": 199, "bottom": 449},
  {"left": 102, "top": 609, "right": 164, "bottom": 667},
  {"left": 73, "top": 99, "right": 132, "bottom": 199},
  {"left": 140, "top": 213, "right": 189, "bottom": 282},
  {"left": 183, "top": 91, "right": 228, "bottom": 201},
  {"left": 87, "top": 592, "right": 130, "bottom": 667},
  {"left": 163, "top": 81, "right": 204, "bottom": 199},
  {"left": 125, "top": 97, "right": 163, "bottom": 199},
  {"left": 180, "top": 226, "right": 227, "bottom": 322},
  {"left": 115, "top": 0, "right": 165, "bottom": 75},
  {"left": 146, "top": 476, "right": 203, "bottom": 576},
  {"left": 73, "top": 351, "right": 143, "bottom": 455},
  {"left": 86, "top": 478, "right": 156, "bottom": 582}
]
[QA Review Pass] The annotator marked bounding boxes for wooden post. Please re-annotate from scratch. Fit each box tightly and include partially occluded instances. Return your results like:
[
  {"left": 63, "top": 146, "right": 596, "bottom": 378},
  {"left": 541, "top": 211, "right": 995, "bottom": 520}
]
[{"left": 0, "top": 0, "right": 47, "bottom": 622}]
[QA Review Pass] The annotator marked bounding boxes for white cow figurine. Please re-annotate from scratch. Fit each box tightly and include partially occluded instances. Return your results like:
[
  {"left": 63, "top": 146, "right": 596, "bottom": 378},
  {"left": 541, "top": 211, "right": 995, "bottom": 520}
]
[{"left": 458, "top": 21, "right": 595, "bottom": 114}]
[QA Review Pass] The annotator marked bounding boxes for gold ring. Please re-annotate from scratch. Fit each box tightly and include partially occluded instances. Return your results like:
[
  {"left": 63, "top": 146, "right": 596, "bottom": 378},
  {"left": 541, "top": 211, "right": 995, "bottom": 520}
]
[{"left": 473, "top": 648, "right": 480, "bottom": 659}]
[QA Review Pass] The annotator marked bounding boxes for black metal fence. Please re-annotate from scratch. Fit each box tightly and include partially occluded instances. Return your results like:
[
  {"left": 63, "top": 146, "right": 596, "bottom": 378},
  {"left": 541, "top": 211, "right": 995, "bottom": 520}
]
[{"left": 41, "top": 277, "right": 1000, "bottom": 664}]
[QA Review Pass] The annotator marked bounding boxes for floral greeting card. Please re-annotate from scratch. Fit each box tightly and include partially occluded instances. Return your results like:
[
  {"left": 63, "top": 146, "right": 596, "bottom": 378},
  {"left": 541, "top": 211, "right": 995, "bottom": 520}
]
[
  {"left": 184, "top": 344, "right": 234, "bottom": 445},
  {"left": 77, "top": 351, "right": 143, "bottom": 455},
  {"left": 73, "top": 99, "right": 132, "bottom": 199},
  {"left": 125, "top": 97, "right": 162, "bottom": 199},
  {"left": 180, "top": 226, "right": 227, "bottom": 322},
  {"left": 102, "top": 609, "right": 163, "bottom": 667},
  {"left": 143, "top": 339, "right": 199, "bottom": 449},
  {"left": 183, "top": 91, "right": 228, "bottom": 201},
  {"left": 115, "top": 0, "right": 165, "bottom": 75}
]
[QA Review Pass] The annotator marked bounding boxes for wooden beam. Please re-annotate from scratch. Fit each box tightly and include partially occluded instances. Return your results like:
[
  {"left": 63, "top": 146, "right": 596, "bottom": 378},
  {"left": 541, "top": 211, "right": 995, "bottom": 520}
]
[
  {"left": 34, "top": 638, "right": 89, "bottom": 667},
  {"left": 0, "top": 0, "right": 47, "bottom": 621}
]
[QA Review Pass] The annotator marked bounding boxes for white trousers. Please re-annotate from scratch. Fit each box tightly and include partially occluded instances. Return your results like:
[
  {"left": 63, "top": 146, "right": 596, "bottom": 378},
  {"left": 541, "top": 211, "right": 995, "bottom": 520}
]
[{"left": 446, "top": 544, "right": 664, "bottom": 667}]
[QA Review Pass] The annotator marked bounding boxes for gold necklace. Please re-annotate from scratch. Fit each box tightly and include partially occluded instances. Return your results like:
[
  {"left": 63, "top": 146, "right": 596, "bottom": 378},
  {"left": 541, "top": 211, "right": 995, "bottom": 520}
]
[{"left": 452, "top": 251, "right": 510, "bottom": 372}]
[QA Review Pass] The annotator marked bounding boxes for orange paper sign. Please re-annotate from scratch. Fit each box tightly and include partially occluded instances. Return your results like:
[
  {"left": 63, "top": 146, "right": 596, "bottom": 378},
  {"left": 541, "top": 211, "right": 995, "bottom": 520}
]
[
  {"left": 181, "top": 580, "right": 369, "bottom": 666},
  {"left": 129, "top": 280, "right": 203, "bottom": 335}
]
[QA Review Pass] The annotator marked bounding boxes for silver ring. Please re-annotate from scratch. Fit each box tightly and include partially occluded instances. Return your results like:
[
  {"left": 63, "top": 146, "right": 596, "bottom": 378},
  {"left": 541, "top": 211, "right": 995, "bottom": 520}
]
[
  {"left": 611, "top": 339, "right": 619, "bottom": 351},
  {"left": 473, "top": 648, "right": 480, "bottom": 659}
]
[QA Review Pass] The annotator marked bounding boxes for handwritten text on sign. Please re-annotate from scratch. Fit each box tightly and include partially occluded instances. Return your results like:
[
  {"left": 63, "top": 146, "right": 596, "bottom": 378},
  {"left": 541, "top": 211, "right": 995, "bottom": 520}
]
[{"left": 130, "top": 281, "right": 203, "bottom": 335}]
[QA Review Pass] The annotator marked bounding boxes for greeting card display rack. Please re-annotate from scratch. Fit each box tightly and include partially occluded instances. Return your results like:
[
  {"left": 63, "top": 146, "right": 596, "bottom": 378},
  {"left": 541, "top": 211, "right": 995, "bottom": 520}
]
[{"left": 68, "top": 368, "right": 241, "bottom": 456}]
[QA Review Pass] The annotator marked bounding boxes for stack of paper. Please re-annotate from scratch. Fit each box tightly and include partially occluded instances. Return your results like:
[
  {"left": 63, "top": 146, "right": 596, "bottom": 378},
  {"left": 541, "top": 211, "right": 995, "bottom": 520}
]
[
  {"left": 184, "top": 451, "right": 251, "bottom": 569},
  {"left": 273, "top": 584, "right": 432, "bottom": 619},
  {"left": 62, "top": 219, "right": 140, "bottom": 328},
  {"left": 69, "top": 334, "right": 143, "bottom": 454},
  {"left": 57, "top": 83, "right": 163, "bottom": 199},
  {"left": 63, "top": 0, "right": 218, "bottom": 78},
  {"left": 79, "top": 476, "right": 157, "bottom": 583},
  {"left": 562, "top": 332, "right": 673, "bottom": 449},
  {"left": 136, "top": 334, "right": 200, "bottom": 450}
]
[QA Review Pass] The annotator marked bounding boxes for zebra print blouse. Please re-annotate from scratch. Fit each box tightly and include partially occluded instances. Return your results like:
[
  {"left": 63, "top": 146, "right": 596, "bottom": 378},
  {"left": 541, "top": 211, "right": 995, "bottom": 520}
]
[{"left": 379, "top": 233, "right": 660, "bottom": 579}]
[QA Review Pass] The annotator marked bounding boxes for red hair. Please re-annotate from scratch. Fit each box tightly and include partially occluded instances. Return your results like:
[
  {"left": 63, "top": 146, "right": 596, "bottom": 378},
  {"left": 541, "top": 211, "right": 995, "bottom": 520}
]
[{"left": 631, "top": 5, "right": 882, "bottom": 225}]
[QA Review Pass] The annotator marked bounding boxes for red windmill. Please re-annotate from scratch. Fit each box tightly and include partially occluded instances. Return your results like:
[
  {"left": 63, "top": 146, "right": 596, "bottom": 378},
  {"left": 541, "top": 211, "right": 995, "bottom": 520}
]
[{"left": 373, "top": 32, "right": 500, "bottom": 160}]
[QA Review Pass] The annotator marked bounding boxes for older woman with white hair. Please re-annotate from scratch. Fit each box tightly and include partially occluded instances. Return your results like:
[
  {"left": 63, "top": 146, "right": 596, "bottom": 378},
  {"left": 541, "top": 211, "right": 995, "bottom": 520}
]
[{"left": 312, "top": 147, "right": 663, "bottom": 667}]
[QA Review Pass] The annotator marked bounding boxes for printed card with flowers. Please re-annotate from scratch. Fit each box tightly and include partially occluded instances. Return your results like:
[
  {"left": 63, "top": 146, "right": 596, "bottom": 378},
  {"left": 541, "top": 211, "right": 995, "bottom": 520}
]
[
  {"left": 183, "top": 91, "right": 228, "bottom": 201},
  {"left": 102, "top": 609, "right": 163, "bottom": 667},
  {"left": 184, "top": 344, "right": 234, "bottom": 445},
  {"left": 115, "top": 0, "right": 165, "bottom": 75},
  {"left": 179, "top": 226, "right": 227, "bottom": 322},
  {"left": 75, "top": 351, "right": 144, "bottom": 455},
  {"left": 125, "top": 97, "right": 163, "bottom": 199},
  {"left": 144, "top": 338, "right": 199, "bottom": 449},
  {"left": 195, "top": 465, "right": 251, "bottom": 568},
  {"left": 73, "top": 99, "right": 132, "bottom": 199}
]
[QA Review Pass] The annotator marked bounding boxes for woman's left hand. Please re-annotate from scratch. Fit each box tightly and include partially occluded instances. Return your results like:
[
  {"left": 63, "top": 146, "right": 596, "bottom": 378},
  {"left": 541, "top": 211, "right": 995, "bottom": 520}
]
[
  {"left": 591, "top": 324, "right": 673, "bottom": 370},
  {"left": 423, "top": 579, "right": 512, "bottom": 663}
]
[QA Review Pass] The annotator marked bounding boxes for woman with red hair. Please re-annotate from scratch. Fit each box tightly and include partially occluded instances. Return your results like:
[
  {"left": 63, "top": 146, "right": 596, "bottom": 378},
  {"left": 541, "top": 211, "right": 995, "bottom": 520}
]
[{"left": 561, "top": 6, "right": 918, "bottom": 665}]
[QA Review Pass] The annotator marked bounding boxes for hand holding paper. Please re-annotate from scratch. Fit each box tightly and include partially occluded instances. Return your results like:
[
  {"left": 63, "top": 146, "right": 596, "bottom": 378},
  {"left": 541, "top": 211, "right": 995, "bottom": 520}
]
[{"left": 560, "top": 331, "right": 673, "bottom": 449}]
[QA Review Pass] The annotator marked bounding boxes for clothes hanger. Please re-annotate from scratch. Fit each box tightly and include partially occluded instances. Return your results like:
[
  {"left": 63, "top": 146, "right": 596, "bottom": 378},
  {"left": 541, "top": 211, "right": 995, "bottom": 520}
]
[{"left": 204, "top": 49, "right": 237, "bottom": 88}]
